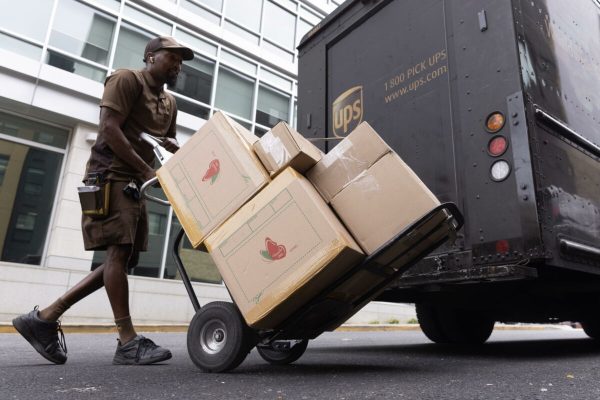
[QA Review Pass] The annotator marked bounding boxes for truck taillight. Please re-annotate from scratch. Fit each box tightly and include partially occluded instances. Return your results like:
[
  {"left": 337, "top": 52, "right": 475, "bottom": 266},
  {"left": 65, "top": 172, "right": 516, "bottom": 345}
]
[
  {"left": 485, "top": 112, "right": 505, "bottom": 133},
  {"left": 488, "top": 136, "right": 508, "bottom": 157},
  {"left": 490, "top": 160, "right": 511, "bottom": 182},
  {"left": 496, "top": 240, "right": 510, "bottom": 254}
]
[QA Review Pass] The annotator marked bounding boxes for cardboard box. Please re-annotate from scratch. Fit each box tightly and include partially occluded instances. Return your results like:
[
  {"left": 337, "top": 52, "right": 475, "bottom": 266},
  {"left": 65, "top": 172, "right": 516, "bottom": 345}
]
[
  {"left": 331, "top": 152, "right": 441, "bottom": 254},
  {"left": 205, "top": 168, "right": 365, "bottom": 329},
  {"left": 253, "top": 122, "right": 323, "bottom": 176},
  {"left": 156, "top": 111, "right": 270, "bottom": 248},
  {"left": 307, "top": 122, "right": 390, "bottom": 202}
]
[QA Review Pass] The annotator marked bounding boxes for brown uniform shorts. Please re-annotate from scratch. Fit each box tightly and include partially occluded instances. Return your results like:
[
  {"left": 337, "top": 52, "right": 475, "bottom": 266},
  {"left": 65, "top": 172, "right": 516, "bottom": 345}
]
[{"left": 81, "top": 180, "right": 148, "bottom": 251}]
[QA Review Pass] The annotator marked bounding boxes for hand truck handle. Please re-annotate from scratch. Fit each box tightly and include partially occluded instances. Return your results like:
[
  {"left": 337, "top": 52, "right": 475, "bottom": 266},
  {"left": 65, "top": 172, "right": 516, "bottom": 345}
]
[{"left": 140, "top": 177, "right": 170, "bottom": 206}]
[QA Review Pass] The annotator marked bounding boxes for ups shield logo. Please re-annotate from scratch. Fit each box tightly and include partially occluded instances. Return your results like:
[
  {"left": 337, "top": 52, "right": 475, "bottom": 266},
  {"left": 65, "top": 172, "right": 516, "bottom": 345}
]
[{"left": 332, "top": 86, "right": 363, "bottom": 137}]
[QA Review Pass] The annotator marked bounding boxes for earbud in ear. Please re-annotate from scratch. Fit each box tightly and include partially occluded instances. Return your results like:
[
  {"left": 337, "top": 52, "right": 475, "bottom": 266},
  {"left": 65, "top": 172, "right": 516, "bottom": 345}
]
[{"left": 150, "top": 57, "right": 155, "bottom": 63}]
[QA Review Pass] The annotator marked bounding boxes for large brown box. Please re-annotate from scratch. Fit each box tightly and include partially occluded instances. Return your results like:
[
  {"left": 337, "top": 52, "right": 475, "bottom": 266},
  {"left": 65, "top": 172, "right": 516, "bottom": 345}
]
[
  {"left": 253, "top": 122, "right": 323, "bottom": 177},
  {"left": 331, "top": 152, "right": 441, "bottom": 254},
  {"left": 156, "top": 111, "right": 270, "bottom": 248},
  {"left": 205, "top": 168, "right": 365, "bottom": 329}
]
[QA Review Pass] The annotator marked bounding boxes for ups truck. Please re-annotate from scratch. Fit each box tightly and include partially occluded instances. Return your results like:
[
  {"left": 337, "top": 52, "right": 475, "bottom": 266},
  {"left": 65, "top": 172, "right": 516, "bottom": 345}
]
[{"left": 297, "top": 0, "right": 600, "bottom": 344}]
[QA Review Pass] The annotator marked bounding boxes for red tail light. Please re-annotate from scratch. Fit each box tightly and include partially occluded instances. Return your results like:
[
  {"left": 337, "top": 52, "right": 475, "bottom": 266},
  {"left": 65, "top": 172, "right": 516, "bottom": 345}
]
[{"left": 488, "top": 136, "right": 508, "bottom": 157}]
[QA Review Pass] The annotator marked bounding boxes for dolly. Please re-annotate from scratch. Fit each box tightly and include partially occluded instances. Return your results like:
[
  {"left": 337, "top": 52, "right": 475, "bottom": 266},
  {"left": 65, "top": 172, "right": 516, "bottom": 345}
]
[{"left": 140, "top": 132, "right": 463, "bottom": 372}]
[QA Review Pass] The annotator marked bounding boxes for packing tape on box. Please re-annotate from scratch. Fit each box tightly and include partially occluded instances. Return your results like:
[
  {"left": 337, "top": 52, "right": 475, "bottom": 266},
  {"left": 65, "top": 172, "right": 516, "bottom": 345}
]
[
  {"left": 348, "top": 170, "right": 381, "bottom": 193},
  {"left": 263, "top": 135, "right": 291, "bottom": 167}
]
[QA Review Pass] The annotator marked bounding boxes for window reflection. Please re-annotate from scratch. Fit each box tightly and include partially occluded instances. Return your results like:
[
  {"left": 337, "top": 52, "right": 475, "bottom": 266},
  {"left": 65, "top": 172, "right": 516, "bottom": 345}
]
[
  {"left": 0, "top": 139, "right": 63, "bottom": 265},
  {"left": 215, "top": 67, "right": 254, "bottom": 120},
  {"left": 112, "top": 23, "right": 153, "bottom": 69},
  {"left": 49, "top": 0, "right": 117, "bottom": 65},
  {"left": 168, "top": 55, "right": 214, "bottom": 105},
  {"left": 256, "top": 84, "right": 290, "bottom": 127},
  {"left": 164, "top": 217, "right": 222, "bottom": 284},
  {"left": 0, "top": 0, "right": 53, "bottom": 42}
]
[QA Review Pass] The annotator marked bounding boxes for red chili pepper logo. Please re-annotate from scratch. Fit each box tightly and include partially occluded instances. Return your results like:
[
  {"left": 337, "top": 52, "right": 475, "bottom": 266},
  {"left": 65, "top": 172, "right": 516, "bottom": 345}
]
[
  {"left": 260, "top": 237, "right": 286, "bottom": 261},
  {"left": 202, "top": 159, "right": 220, "bottom": 184}
]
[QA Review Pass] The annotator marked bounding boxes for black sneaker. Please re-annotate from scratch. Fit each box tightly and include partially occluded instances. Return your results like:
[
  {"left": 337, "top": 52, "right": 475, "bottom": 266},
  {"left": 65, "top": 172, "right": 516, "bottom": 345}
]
[
  {"left": 113, "top": 335, "right": 172, "bottom": 365},
  {"left": 12, "top": 306, "right": 67, "bottom": 365}
]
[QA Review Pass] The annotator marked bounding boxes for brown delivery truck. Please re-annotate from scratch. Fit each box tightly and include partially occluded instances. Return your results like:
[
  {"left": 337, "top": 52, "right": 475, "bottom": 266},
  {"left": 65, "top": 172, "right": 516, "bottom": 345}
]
[{"left": 297, "top": 0, "right": 600, "bottom": 344}]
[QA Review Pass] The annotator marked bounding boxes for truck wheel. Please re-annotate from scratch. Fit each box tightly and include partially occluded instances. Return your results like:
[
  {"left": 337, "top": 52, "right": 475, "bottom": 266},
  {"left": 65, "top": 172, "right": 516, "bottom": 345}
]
[
  {"left": 187, "top": 302, "right": 254, "bottom": 372},
  {"left": 581, "top": 320, "right": 600, "bottom": 340},
  {"left": 257, "top": 340, "right": 309, "bottom": 365},
  {"left": 416, "top": 303, "right": 451, "bottom": 343},
  {"left": 416, "top": 303, "right": 494, "bottom": 345}
]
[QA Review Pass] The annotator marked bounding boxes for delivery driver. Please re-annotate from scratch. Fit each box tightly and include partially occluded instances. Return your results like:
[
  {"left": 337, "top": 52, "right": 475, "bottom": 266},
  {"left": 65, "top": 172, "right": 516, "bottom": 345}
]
[{"left": 12, "top": 36, "right": 194, "bottom": 365}]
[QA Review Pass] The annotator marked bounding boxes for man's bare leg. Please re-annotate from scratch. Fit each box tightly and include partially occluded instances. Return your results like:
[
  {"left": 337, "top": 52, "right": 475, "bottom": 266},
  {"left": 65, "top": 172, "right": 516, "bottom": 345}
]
[{"left": 103, "top": 244, "right": 137, "bottom": 344}]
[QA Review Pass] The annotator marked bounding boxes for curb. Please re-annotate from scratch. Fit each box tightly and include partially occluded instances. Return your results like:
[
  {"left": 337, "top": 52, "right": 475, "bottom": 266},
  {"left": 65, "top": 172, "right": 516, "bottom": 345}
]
[{"left": 0, "top": 323, "right": 577, "bottom": 334}]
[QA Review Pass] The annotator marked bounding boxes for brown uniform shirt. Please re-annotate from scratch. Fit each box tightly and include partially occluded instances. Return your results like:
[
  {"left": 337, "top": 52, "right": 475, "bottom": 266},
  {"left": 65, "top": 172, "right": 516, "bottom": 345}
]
[{"left": 85, "top": 69, "right": 177, "bottom": 182}]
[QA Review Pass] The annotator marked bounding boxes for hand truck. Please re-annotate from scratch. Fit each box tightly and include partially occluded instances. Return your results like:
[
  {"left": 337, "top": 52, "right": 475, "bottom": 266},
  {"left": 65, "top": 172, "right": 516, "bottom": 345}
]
[{"left": 140, "top": 133, "right": 464, "bottom": 372}]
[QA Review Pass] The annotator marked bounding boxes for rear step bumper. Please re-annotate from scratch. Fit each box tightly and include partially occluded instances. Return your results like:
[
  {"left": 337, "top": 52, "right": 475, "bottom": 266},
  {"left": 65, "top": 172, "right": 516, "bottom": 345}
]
[{"left": 560, "top": 239, "right": 600, "bottom": 261}]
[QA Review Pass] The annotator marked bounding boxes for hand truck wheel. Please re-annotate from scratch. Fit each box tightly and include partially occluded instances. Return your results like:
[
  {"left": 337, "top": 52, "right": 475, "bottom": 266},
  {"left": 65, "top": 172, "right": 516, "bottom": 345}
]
[
  {"left": 256, "top": 339, "right": 309, "bottom": 365},
  {"left": 187, "top": 301, "right": 254, "bottom": 372}
]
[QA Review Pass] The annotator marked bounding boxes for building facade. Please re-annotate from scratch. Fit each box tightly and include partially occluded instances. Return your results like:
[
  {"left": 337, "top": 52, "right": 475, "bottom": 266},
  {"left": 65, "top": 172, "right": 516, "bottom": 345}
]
[{"left": 0, "top": 0, "right": 415, "bottom": 326}]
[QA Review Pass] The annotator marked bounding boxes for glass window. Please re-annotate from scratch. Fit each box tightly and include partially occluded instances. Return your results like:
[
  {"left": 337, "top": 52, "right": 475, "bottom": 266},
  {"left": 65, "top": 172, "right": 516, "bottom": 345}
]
[
  {"left": 0, "top": 111, "right": 69, "bottom": 149},
  {"left": 0, "top": 155, "right": 8, "bottom": 185},
  {"left": 0, "top": 33, "right": 42, "bottom": 61},
  {"left": 0, "top": 139, "right": 64, "bottom": 265},
  {"left": 180, "top": 0, "right": 221, "bottom": 25},
  {"left": 232, "top": 117, "right": 252, "bottom": 130},
  {"left": 175, "top": 29, "right": 218, "bottom": 57},
  {"left": 123, "top": 5, "right": 172, "bottom": 35},
  {"left": 0, "top": 0, "right": 53, "bottom": 42},
  {"left": 132, "top": 189, "right": 167, "bottom": 278},
  {"left": 225, "top": 0, "right": 262, "bottom": 32},
  {"left": 164, "top": 217, "right": 221, "bottom": 283},
  {"left": 46, "top": 50, "right": 107, "bottom": 82},
  {"left": 261, "top": 40, "right": 294, "bottom": 64},
  {"left": 263, "top": 1, "right": 296, "bottom": 50},
  {"left": 278, "top": 0, "right": 297, "bottom": 11},
  {"left": 92, "top": 0, "right": 121, "bottom": 12},
  {"left": 175, "top": 97, "right": 210, "bottom": 120},
  {"left": 259, "top": 68, "right": 292, "bottom": 92},
  {"left": 254, "top": 126, "right": 268, "bottom": 137},
  {"left": 223, "top": 21, "right": 260, "bottom": 45},
  {"left": 168, "top": 55, "right": 214, "bottom": 105},
  {"left": 198, "top": 0, "right": 223, "bottom": 12},
  {"left": 221, "top": 50, "right": 257, "bottom": 76},
  {"left": 215, "top": 67, "right": 254, "bottom": 120},
  {"left": 299, "top": 6, "right": 321, "bottom": 25},
  {"left": 112, "top": 23, "right": 153, "bottom": 69},
  {"left": 293, "top": 100, "right": 297, "bottom": 129},
  {"left": 256, "top": 84, "right": 290, "bottom": 127},
  {"left": 297, "top": 18, "right": 313, "bottom": 46},
  {"left": 49, "top": 0, "right": 117, "bottom": 65}
]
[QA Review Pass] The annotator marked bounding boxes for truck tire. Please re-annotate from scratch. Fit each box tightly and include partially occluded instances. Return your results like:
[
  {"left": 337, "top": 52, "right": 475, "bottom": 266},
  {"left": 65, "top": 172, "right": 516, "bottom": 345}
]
[
  {"left": 187, "top": 302, "right": 255, "bottom": 372},
  {"left": 416, "top": 303, "right": 451, "bottom": 343},
  {"left": 581, "top": 320, "right": 600, "bottom": 340},
  {"left": 416, "top": 303, "right": 494, "bottom": 345}
]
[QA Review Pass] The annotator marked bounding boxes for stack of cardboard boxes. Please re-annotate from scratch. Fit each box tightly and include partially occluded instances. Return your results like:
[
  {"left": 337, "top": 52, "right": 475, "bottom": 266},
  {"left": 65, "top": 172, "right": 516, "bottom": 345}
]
[{"left": 157, "top": 111, "right": 440, "bottom": 329}]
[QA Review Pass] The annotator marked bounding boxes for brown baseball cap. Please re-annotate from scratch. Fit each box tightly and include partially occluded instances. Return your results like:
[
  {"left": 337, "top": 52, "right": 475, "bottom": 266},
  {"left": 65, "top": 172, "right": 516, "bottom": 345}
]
[{"left": 143, "top": 36, "right": 194, "bottom": 62}]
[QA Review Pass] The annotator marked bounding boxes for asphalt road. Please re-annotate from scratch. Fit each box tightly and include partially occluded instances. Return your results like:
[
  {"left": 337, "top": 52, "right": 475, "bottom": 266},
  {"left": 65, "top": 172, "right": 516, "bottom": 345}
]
[{"left": 1, "top": 327, "right": 599, "bottom": 400}]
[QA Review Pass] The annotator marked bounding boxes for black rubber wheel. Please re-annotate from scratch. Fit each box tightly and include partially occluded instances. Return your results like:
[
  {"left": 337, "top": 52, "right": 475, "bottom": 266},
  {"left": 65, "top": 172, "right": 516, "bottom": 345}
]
[
  {"left": 581, "top": 320, "right": 600, "bottom": 340},
  {"left": 257, "top": 340, "right": 309, "bottom": 365},
  {"left": 187, "top": 302, "right": 254, "bottom": 372},
  {"left": 416, "top": 303, "right": 494, "bottom": 345},
  {"left": 416, "top": 303, "right": 451, "bottom": 343}
]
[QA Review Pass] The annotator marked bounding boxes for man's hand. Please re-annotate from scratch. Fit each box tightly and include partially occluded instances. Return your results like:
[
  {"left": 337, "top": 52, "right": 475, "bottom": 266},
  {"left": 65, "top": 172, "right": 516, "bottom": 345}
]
[{"left": 161, "top": 137, "right": 180, "bottom": 153}]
